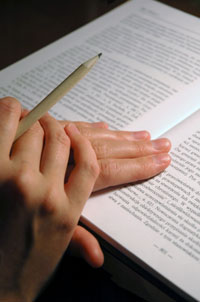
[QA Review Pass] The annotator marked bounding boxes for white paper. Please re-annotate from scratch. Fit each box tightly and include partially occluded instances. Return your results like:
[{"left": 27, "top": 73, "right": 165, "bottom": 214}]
[{"left": 1, "top": 0, "right": 200, "bottom": 300}]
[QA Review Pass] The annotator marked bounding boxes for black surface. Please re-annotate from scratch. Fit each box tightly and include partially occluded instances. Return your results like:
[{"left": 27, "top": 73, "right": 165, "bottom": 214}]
[{"left": 36, "top": 253, "right": 147, "bottom": 302}]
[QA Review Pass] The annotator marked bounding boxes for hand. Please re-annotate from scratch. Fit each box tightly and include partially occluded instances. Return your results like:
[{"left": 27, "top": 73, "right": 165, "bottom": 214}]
[
  {"left": 61, "top": 121, "right": 171, "bottom": 268},
  {"left": 0, "top": 97, "right": 99, "bottom": 301},
  {"left": 67, "top": 225, "right": 104, "bottom": 268},
  {"left": 60, "top": 121, "right": 171, "bottom": 191}
]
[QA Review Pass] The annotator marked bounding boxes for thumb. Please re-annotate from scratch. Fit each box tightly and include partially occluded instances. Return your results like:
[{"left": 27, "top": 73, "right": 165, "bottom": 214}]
[{"left": 68, "top": 225, "right": 104, "bottom": 268}]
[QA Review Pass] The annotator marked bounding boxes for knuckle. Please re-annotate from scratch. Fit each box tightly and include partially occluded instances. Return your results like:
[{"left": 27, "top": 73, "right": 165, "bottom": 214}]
[
  {"left": 59, "top": 120, "right": 69, "bottom": 128},
  {"left": 99, "top": 159, "right": 121, "bottom": 182},
  {"left": 134, "top": 158, "right": 153, "bottom": 180},
  {"left": 82, "top": 158, "right": 100, "bottom": 179},
  {"left": 134, "top": 141, "right": 147, "bottom": 156},
  {"left": 92, "top": 141, "right": 109, "bottom": 158},
  {"left": 79, "top": 127, "right": 92, "bottom": 138},
  {"left": 51, "top": 129, "right": 69, "bottom": 147},
  {"left": 0, "top": 97, "right": 21, "bottom": 114},
  {"left": 12, "top": 163, "right": 35, "bottom": 203},
  {"left": 99, "top": 121, "right": 108, "bottom": 128},
  {"left": 16, "top": 163, "right": 32, "bottom": 187},
  {"left": 40, "top": 188, "right": 58, "bottom": 216},
  {"left": 31, "top": 120, "right": 44, "bottom": 135}
]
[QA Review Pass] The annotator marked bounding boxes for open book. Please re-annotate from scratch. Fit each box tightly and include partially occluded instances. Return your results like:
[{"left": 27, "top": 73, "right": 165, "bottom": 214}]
[{"left": 0, "top": 0, "right": 200, "bottom": 301}]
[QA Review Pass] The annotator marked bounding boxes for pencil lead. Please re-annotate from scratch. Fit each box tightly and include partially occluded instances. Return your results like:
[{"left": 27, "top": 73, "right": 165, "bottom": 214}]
[{"left": 98, "top": 53, "right": 102, "bottom": 58}]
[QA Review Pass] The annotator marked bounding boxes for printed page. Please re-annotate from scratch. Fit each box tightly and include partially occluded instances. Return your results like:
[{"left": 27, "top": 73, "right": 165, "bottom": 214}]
[
  {"left": 0, "top": 0, "right": 200, "bottom": 131},
  {"left": 0, "top": 1, "right": 199, "bottom": 300},
  {"left": 82, "top": 109, "right": 200, "bottom": 301}
]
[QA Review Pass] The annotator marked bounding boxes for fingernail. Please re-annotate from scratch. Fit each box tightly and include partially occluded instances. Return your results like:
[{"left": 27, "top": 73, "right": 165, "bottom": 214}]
[
  {"left": 66, "top": 123, "right": 80, "bottom": 134},
  {"left": 152, "top": 138, "right": 170, "bottom": 150},
  {"left": 132, "top": 131, "right": 150, "bottom": 140},
  {"left": 153, "top": 153, "right": 171, "bottom": 165},
  {"left": 91, "top": 122, "right": 108, "bottom": 128}
]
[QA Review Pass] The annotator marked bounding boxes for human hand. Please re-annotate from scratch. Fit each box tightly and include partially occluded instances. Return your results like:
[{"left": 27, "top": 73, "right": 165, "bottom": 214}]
[
  {"left": 61, "top": 121, "right": 171, "bottom": 268},
  {"left": 0, "top": 97, "right": 99, "bottom": 301},
  {"left": 60, "top": 120, "right": 171, "bottom": 191}
]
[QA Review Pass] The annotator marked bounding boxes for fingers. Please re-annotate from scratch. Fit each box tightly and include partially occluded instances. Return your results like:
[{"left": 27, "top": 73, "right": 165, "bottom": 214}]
[
  {"left": 11, "top": 111, "right": 44, "bottom": 169},
  {"left": 64, "top": 124, "right": 99, "bottom": 211},
  {"left": 59, "top": 120, "right": 109, "bottom": 129},
  {"left": 79, "top": 128, "right": 150, "bottom": 143},
  {"left": 39, "top": 114, "right": 70, "bottom": 183},
  {"left": 91, "top": 137, "right": 171, "bottom": 159},
  {"left": 68, "top": 225, "right": 104, "bottom": 268},
  {"left": 94, "top": 153, "right": 171, "bottom": 191},
  {"left": 0, "top": 97, "right": 21, "bottom": 158},
  {"left": 59, "top": 120, "right": 150, "bottom": 142}
]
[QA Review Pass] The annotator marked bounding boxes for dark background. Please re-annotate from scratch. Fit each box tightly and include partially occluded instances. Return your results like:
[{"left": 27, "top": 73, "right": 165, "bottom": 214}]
[
  {"left": 1, "top": 0, "right": 200, "bottom": 71},
  {"left": 1, "top": 0, "right": 200, "bottom": 301},
  {"left": 0, "top": 0, "right": 127, "bottom": 70}
]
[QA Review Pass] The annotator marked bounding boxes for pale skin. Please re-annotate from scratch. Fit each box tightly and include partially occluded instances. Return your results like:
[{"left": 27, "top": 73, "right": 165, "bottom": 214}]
[{"left": 0, "top": 97, "right": 171, "bottom": 301}]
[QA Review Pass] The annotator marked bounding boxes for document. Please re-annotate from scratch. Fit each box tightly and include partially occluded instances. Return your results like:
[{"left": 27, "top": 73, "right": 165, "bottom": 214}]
[{"left": 0, "top": 0, "right": 200, "bottom": 300}]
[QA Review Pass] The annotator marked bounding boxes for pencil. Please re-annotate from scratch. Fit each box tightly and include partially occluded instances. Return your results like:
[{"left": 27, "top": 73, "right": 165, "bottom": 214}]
[{"left": 14, "top": 53, "right": 102, "bottom": 142}]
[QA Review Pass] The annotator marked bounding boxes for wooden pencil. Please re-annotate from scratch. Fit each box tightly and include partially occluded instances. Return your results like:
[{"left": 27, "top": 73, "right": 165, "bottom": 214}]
[{"left": 14, "top": 53, "right": 102, "bottom": 142}]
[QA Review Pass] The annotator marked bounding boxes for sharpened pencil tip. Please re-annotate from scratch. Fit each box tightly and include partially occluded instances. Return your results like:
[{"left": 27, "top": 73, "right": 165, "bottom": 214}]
[{"left": 98, "top": 53, "right": 102, "bottom": 58}]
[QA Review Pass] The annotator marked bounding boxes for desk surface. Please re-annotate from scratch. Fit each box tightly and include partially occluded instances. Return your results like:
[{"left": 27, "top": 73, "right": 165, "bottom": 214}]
[{"left": 1, "top": 1, "right": 200, "bottom": 301}]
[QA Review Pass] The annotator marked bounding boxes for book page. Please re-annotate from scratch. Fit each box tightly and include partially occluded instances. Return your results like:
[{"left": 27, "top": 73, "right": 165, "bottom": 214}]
[
  {"left": 82, "top": 109, "right": 200, "bottom": 301},
  {"left": 0, "top": 0, "right": 200, "bottom": 131},
  {"left": 0, "top": 0, "right": 200, "bottom": 300}
]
